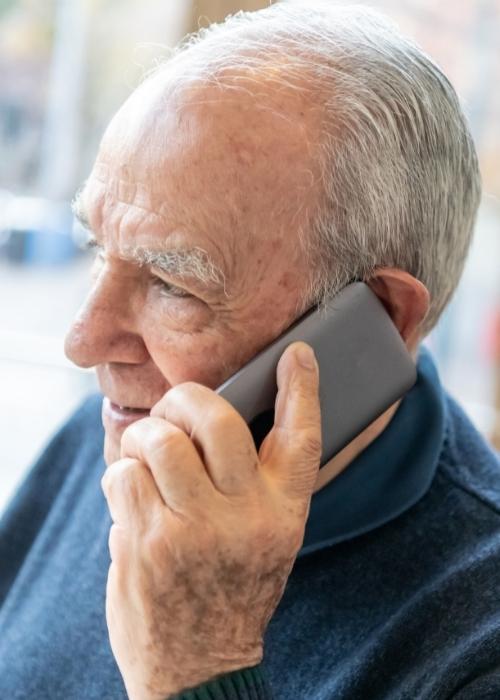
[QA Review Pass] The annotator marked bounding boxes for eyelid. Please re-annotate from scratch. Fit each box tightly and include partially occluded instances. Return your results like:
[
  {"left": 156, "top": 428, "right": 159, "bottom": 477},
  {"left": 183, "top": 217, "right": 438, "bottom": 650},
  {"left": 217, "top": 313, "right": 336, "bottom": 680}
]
[
  {"left": 152, "top": 273, "right": 193, "bottom": 299},
  {"left": 83, "top": 239, "right": 190, "bottom": 289},
  {"left": 84, "top": 240, "right": 192, "bottom": 299}
]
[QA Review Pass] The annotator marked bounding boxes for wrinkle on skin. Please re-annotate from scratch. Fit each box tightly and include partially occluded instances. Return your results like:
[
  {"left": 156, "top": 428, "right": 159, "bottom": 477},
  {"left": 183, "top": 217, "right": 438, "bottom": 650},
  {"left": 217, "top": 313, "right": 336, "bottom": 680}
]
[
  {"left": 65, "top": 70, "right": 323, "bottom": 466},
  {"left": 77, "top": 55, "right": 432, "bottom": 700},
  {"left": 66, "top": 64, "right": 424, "bottom": 483},
  {"left": 84, "top": 83, "right": 319, "bottom": 306}
]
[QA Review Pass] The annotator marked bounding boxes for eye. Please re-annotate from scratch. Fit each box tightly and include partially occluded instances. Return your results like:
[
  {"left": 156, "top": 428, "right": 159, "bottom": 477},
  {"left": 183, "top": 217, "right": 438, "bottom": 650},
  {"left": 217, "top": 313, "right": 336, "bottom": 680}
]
[{"left": 152, "top": 276, "right": 193, "bottom": 299}]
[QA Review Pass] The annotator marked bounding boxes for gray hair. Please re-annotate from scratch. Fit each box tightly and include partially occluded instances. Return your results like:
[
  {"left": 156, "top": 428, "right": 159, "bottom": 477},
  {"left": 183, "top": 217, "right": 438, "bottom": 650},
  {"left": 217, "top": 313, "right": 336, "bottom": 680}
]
[{"left": 150, "top": 2, "right": 481, "bottom": 336}]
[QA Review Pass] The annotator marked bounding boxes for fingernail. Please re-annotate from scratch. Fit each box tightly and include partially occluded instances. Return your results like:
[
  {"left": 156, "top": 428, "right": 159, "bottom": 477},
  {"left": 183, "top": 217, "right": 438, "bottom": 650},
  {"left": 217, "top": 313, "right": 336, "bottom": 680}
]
[{"left": 296, "top": 344, "right": 316, "bottom": 369}]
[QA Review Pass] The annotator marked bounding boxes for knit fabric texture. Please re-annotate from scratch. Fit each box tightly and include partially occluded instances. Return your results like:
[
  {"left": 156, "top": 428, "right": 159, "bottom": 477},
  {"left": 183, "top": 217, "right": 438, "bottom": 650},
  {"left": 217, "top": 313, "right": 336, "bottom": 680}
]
[{"left": 0, "top": 348, "right": 499, "bottom": 699}]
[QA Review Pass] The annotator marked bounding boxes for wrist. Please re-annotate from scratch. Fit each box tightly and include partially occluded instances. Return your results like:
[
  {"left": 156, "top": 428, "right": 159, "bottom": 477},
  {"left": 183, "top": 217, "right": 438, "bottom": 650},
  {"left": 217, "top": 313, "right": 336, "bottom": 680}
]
[{"left": 169, "top": 664, "right": 269, "bottom": 699}]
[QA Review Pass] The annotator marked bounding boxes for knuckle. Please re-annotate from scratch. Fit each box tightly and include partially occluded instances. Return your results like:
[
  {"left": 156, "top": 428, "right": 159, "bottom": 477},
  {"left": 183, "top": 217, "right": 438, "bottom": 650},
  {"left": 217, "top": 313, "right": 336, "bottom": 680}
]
[
  {"left": 165, "top": 383, "right": 187, "bottom": 404},
  {"left": 121, "top": 421, "right": 137, "bottom": 445},
  {"left": 165, "top": 381, "right": 202, "bottom": 405},
  {"left": 146, "top": 424, "right": 181, "bottom": 457},
  {"left": 158, "top": 382, "right": 204, "bottom": 420},
  {"left": 107, "top": 460, "right": 142, "bottom": 500},
  {"left": 155, "top": 384, "right": 187, "bottom": 419},
  {"left": 206, "top": 407, "right": 235, "bottom": 434},
  {"left": 120, "top": 427, "right": 142, "bottom": 463},
  {"left": 300, "top": 432, "right": 322, "bottom": 462},
  {"left": 121, "top": 417, "right": 148, "bottom": 450}
]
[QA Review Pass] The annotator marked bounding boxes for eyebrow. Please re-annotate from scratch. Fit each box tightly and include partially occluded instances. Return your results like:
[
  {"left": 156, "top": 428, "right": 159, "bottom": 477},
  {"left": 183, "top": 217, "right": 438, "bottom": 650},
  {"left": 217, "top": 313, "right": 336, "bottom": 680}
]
[{"left": 71, "top": 192, "right": 228, "bottom": 295}]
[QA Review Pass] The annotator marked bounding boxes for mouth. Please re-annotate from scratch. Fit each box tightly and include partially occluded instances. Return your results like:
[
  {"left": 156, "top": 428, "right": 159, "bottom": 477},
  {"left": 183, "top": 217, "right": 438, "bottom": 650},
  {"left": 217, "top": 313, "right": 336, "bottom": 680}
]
[
  {"left": 111, "top": 402, "right": 150, "bottom": 413},
  {"left": 102, "top": 397, "right": 151, "bottom": 432}
]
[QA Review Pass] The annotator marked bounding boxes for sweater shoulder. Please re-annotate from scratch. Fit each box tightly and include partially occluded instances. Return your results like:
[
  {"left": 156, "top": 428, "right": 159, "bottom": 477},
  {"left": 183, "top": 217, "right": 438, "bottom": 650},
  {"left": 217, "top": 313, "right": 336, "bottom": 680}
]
[
  {"left": 52, "top": 392, "right": 104, "bottom": 447},
  {"left": 28, "top": 391, "right": 105, "bottom": 480},
  {"left": 437, "top": 392, "right": 500, "bottom": 516},
  {"left": 0, "top": 393, "right": 105, "bottom": 607},
  {"left": 0, "top": 392, "right": 104, "bottom": 528}
]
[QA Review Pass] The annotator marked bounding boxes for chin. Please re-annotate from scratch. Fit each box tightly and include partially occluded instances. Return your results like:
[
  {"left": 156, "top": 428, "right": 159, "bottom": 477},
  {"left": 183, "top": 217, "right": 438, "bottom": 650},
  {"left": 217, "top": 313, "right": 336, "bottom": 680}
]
[{"left": 103, "top": 433, "right": 121, "bottom": 467}]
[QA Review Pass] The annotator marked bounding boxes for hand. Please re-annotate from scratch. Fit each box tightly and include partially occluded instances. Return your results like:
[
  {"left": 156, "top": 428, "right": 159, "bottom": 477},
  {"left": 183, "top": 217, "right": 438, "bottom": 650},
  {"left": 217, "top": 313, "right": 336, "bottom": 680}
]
[{"left": 100, "top": 341, "right": 321, "bottom": 700}]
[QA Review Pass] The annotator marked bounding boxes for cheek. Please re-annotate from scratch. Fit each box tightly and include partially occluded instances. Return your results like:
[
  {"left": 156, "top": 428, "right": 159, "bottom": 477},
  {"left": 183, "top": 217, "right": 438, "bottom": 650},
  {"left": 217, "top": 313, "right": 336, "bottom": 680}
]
[
  {"left": 144, "top": 316, "right": 289, "bottom": 394},
  {"left": 146, "top": 326, "right": 238, "bottom": 390},
  {"left": 140, "top": 275, "right": 304, "bottom": 392},
  {"left": 141, "top": 299, "right": 241, "bottom": 389}
]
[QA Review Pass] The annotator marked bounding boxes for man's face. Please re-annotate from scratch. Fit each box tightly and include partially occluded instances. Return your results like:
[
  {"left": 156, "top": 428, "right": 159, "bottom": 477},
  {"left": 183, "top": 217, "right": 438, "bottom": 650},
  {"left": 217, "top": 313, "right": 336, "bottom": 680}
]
[{"left": 64, "top": 70, "right": 319, "bottom": 465}]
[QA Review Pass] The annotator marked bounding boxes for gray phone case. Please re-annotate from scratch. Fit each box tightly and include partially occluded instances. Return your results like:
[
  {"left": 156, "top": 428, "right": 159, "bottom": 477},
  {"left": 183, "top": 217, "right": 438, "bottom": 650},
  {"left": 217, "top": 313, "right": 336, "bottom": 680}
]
[{"left": 216, "top": 282, "right": 417, "bottom": 467}]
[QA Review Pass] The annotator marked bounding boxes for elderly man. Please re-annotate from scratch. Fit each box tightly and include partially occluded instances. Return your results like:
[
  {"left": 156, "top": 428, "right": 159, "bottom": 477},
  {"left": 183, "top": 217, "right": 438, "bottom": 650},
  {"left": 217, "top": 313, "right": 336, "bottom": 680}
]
[{"left": 1, "top": 3, "right": 499, "bottom": 699}]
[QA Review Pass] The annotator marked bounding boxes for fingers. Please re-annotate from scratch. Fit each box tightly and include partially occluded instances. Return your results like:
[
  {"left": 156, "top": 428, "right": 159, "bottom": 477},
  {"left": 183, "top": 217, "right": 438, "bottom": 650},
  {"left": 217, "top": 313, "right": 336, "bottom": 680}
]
[
  {"left": 259, "top": 342, "right": 322, "bottom": 500},
  {"left": 120, "top": 416, "right": 215, "bottom": 512},
  {"left": 151, "top": 384, "right": 260, "bottom": 496},
  {"left": 101, "top": 457, "right": 165, "bottom": 533}
]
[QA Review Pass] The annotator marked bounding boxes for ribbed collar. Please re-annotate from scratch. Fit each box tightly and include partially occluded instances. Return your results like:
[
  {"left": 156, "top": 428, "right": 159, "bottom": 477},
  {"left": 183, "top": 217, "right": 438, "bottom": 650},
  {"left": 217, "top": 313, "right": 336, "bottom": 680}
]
[{"left": 298, "top": 346, "right": 446, "bottom": 557}]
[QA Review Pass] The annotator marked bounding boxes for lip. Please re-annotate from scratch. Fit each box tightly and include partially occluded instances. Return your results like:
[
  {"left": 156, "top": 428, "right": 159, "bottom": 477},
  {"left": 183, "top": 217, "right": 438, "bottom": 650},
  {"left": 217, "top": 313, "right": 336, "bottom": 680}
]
[{"left": 102, "top": 397, "right": 151, "bottom": 431}]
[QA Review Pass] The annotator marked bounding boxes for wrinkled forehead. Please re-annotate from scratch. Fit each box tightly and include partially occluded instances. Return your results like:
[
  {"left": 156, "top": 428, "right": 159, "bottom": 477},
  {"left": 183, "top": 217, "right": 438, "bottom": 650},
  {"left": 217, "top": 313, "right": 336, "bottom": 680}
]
[{"left": 83, "top": 67, "right": 320, "bottom": 263}]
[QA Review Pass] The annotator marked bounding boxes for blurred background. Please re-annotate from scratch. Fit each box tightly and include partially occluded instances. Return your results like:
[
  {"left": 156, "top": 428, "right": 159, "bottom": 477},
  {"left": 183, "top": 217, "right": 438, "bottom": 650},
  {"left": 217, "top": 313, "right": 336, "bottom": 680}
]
[{"left": 1, "top": 0, "right": 499, "bottom": 516}]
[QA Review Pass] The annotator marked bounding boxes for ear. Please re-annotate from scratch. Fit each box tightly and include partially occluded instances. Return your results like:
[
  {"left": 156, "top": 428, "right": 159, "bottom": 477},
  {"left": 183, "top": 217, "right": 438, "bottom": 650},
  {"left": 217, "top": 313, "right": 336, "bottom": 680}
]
[{"left": 366, "top": 268, "right": 430, "bottom": 353}]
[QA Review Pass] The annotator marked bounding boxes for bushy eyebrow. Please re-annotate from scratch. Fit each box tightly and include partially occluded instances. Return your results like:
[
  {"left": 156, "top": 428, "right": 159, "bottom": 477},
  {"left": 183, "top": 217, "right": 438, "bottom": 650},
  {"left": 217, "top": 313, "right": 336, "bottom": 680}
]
[
  {"left": 71, "top": 192, "right": 228, "bottom": 295},
  {"left": 128, "top": 243, "right": 227, "bottom": 291}
]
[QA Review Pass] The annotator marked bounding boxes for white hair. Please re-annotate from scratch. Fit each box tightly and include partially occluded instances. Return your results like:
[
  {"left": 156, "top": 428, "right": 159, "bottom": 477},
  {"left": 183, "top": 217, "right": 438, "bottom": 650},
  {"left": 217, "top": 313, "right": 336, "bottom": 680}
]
[
  {"left": 150, "top": 2, "right": 481, "bottom": 335},
  {"left": 128, "top": 244, "right": 227, "bottom": 290}
]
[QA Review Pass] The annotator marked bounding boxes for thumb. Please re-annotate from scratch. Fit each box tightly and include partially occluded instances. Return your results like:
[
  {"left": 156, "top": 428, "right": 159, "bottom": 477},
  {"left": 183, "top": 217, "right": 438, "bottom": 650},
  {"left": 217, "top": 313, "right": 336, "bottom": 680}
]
[{"left": 260, "top": 341, "right": 322, "bottom": 500}]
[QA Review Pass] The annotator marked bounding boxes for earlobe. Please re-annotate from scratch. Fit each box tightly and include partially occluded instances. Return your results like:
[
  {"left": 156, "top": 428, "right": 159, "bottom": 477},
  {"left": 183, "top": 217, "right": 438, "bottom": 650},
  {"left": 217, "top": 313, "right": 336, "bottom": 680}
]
[{"left": 366, "top": 268, "right": 430, "bottom": 351}]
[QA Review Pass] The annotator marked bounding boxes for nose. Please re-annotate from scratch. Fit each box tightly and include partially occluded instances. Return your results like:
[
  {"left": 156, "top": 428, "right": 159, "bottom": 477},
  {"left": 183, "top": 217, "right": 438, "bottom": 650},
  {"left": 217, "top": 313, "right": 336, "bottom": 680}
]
[{"left": 64, "top": 269, "right": 149, "bottom": 369}]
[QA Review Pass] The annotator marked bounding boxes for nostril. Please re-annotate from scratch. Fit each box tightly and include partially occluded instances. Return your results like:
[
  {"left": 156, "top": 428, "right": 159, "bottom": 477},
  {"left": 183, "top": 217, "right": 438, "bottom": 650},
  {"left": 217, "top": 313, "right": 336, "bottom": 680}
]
[{"left": 64, "top": 310, "right": 149, "bottom": 368}]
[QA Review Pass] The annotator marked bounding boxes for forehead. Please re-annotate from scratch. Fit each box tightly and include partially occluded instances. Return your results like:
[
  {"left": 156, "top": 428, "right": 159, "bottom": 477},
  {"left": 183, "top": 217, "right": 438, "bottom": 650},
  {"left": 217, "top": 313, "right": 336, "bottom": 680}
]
[{"left": 82, "top": 69, "right": 319, "bottom": 281}]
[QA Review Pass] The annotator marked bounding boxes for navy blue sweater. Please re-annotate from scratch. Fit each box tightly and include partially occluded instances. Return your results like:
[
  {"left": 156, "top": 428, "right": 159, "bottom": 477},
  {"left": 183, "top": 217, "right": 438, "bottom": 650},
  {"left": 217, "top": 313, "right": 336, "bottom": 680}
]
[{"left": 1, "top": 348, "right": 499, "bottom": 699}]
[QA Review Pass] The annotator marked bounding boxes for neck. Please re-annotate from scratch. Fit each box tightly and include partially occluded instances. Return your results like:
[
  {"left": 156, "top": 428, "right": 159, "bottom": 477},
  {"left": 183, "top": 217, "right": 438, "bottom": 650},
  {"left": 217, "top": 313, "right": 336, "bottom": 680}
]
[{"left": 313, "top": 398, "right": 402, "bottom": 493}]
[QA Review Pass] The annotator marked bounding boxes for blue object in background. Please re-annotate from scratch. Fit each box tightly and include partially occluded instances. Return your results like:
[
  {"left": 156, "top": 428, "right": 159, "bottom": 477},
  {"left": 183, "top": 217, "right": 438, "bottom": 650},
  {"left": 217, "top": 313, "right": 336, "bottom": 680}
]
[
  {"left": 24, "top": 228, "right": 78, "bottom": 265},
  {"left": 1, "top": 196, "right": 80, "bottom": 266}
]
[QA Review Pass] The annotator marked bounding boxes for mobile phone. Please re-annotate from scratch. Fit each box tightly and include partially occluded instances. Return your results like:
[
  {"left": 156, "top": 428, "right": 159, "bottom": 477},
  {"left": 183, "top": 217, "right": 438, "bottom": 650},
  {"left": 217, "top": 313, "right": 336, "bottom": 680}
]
[{"left": 215, "top": 282, "right": 416, "bottom": 468}]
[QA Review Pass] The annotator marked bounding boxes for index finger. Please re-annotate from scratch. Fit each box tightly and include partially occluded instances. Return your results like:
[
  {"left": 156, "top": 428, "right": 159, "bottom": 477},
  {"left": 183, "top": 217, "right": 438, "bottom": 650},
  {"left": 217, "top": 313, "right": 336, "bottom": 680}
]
[{"left": 151, "top": 382, "right": 260, "bottom": 496}]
